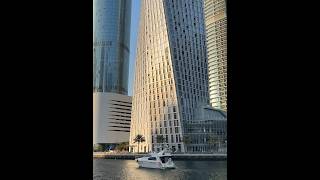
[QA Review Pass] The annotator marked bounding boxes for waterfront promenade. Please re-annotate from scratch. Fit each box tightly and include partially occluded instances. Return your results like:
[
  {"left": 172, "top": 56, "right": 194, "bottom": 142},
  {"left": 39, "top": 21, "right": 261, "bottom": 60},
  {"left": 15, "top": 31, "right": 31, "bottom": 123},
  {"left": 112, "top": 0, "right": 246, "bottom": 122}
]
[{"left": 93, "top": 152, "right": 227, "bottom": 160}]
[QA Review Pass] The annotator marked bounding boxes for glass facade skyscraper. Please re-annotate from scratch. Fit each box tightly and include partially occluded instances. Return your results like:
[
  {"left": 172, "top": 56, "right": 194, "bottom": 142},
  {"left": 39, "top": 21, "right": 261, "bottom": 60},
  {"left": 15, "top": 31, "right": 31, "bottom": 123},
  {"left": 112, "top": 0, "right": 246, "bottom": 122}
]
[
  {"left": 129, "top": 0, "right": 210, "bottom": 153},
  {"left": 93, "top": 0, "right": 131, "bottom": 95},
  {"left": 93, "top": 0, "right": 132, "bottom": 148}
]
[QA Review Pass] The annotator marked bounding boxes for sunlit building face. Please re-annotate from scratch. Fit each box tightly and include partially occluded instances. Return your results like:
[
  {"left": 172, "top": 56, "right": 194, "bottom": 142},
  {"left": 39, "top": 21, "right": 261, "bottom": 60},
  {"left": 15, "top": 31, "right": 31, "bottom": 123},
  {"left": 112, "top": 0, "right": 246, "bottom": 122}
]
[
  {"left": 204, "top": 0, "right": 227, "bottom": 111},
  {"left": 130, "top": 0, "right": 210, "bottom": 153}
]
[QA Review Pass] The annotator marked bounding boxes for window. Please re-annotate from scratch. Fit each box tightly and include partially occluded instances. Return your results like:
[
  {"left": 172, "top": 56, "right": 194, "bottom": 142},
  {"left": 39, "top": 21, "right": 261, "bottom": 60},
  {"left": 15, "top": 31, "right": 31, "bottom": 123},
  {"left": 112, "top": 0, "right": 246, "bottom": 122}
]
[{"left": 148, "top": 157, "right": 156, "bottom": 160}]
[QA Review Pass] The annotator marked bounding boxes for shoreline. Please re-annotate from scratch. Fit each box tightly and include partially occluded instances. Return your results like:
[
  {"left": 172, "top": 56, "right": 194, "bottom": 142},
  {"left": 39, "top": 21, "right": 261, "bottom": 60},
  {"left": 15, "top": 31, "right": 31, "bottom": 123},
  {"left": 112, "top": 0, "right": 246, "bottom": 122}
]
[{"left": 93, "top": 153, "right": 227, "bottom": 161}]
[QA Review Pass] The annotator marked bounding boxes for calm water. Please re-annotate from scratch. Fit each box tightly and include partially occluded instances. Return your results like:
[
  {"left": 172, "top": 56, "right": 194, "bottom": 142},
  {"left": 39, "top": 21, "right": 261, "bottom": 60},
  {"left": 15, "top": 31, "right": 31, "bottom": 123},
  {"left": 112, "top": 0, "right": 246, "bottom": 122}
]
[{"left": 93, "top": 159, "right": 227, "bottom": 180}]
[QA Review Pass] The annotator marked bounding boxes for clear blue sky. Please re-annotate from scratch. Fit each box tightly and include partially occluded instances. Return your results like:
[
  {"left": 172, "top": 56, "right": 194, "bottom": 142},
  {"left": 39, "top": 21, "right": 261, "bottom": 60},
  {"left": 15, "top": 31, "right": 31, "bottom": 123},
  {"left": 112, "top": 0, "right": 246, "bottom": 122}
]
[{"left": 128, "top": 0, "right": 141, "bottom": 96}]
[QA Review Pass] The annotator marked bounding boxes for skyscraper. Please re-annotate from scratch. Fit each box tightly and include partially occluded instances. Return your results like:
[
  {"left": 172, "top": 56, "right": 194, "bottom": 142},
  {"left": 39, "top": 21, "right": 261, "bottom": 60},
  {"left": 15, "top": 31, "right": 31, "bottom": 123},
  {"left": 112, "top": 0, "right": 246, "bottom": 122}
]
[
  {"left": 204, "top": 0, "right": 227, "bottom": 111},
  {"left": 129, "top": 0, "right": 210, "bottom": 153},
  {"left": 93, "top": 0, "right": 131, "bottom": 94},
  {"left": 93, "top": 0, "right": 132, "bottom": 149}
]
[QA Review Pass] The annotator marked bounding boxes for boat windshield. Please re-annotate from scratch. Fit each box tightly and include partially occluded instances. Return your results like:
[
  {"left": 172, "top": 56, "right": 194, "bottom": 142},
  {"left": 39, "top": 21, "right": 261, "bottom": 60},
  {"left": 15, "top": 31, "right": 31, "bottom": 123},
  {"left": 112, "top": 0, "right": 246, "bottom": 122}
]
[{"left": 148, "top": 157, "right": 157, "bottom": 160}]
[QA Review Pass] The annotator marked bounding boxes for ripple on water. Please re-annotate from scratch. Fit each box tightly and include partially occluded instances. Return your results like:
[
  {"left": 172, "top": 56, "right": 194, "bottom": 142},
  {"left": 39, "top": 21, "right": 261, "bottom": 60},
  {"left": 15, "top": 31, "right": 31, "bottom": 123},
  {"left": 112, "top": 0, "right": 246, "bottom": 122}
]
[{"left": 93, "top": 159, "right": 227, "bottom": 180}]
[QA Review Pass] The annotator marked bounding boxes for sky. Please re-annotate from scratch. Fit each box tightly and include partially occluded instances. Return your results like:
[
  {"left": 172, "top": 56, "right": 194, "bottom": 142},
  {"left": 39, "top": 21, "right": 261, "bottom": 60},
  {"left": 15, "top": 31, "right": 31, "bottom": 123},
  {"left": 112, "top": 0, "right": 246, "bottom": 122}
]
[{"left": 128, "top": 0, "right": 141, "bottom": 96}]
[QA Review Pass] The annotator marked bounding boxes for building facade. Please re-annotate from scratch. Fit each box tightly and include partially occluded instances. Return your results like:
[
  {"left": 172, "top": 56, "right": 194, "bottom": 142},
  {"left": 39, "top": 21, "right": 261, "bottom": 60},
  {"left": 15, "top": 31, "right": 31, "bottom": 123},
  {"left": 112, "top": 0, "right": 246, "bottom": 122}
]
[
  {"left": 93, "top": 0, "right": 132, "bottom": 148},
  {"left": 93, "top": 93, "right": 132, "bottom": 146},
  {"left": 204, "top": 0, "right": 227, "bottom": 111},
  {"left": 130, "top": 0, "right": 210, "bottom": 153},
  {"left": 93, "top": 0, "right": 131, "bottom": 94},
  {"left": 184, "top": 106, "right": 227, "bottom": 153}
]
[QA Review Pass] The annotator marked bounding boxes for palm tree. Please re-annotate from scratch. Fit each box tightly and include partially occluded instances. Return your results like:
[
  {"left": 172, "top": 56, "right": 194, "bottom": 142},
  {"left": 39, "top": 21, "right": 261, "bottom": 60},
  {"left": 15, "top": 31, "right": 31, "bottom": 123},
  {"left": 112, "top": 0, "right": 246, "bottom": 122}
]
[
  {"left": 182, "top": 135, "right": 191, "bottom": 153},
  {"left": 93, "top": 144, "right": 103, "bottom": 152},
  {"left": 207, "top": 135, "right": 218, "bottom": 153},
  {"left": 156, "top": 135, "right": 165, "bottom": 150},
  {"left": 115, "top": 142, "right": 129, "bottom": 152},
  {"left": 133, "top": 134, "right": 145, "bottom": 153}
]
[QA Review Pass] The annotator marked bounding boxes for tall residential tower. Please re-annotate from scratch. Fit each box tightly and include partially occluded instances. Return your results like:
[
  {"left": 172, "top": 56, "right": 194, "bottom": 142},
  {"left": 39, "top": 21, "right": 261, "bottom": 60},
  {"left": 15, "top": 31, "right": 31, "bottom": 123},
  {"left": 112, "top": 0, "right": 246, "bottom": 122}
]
[
  {"left": 204, "top": 0, "right": 227, "bottom": 111},
  {"left": 129, "top": 0, "right": 210, "bottom": 153},
  {"left": 93, "top": 0, "right": 132, "bottom": 149}
]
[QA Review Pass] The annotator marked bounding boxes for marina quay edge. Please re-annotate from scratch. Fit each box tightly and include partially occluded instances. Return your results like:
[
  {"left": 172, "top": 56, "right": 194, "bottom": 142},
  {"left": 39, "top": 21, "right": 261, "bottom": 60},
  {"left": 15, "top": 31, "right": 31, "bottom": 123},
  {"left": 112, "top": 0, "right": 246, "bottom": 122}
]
[{"left": 93, "top": 0, "right": 227, "bottom": 154}]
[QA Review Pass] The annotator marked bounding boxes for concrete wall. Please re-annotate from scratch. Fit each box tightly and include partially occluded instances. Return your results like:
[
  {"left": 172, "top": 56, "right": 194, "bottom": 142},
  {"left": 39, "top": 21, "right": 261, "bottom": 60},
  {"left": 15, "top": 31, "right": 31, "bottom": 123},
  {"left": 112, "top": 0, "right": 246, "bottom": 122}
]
[{"left": 93, "top": 92, "right": 132, "bottom": 144}]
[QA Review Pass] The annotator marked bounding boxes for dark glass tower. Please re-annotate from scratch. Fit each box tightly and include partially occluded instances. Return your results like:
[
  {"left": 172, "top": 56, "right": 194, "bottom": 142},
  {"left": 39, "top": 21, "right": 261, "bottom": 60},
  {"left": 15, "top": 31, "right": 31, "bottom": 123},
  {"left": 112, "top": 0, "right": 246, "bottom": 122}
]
[{"left": 93, "top": 0, "right": 131, "bottom": 95}]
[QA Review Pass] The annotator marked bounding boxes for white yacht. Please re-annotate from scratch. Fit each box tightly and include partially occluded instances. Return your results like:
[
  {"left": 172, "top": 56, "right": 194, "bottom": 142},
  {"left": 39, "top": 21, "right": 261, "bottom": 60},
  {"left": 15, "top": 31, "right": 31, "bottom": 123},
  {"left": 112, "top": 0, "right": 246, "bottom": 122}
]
[{"left": 136, "top": 148, "right": 176, "bottom": 169}]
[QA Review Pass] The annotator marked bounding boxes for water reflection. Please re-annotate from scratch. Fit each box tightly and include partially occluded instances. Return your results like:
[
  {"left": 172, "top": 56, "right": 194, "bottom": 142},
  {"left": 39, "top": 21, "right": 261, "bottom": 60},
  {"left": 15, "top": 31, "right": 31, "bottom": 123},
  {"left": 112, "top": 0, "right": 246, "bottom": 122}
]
[{"left": 93, "top": 159, "right": 227, "bottom": 180}]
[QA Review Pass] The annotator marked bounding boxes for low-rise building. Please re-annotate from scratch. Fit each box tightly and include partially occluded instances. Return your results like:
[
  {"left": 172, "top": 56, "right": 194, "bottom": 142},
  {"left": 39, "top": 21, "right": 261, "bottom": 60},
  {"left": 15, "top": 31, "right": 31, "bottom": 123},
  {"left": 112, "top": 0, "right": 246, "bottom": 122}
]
[{"left": 184, "top": 106, "right": 227, "bottom": 153}]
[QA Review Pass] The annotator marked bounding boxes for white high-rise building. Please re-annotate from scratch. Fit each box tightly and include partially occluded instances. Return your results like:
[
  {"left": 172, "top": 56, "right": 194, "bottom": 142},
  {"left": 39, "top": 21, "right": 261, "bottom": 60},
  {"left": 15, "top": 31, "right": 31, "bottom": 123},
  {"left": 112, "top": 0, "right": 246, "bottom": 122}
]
[
  {"left": 204, "top": 0, "right": 227, "bottom": 111},
  {"left": 129, "top": 0, "right": 210, "bottom": 153}
]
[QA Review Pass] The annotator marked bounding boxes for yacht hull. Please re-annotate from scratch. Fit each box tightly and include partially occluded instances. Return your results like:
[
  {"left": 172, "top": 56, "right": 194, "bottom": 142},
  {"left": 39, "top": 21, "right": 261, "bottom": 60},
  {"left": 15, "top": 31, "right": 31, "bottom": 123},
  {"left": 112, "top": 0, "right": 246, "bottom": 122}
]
[{"left": 137, "top": 161, "right": 164, "bottom": 169}]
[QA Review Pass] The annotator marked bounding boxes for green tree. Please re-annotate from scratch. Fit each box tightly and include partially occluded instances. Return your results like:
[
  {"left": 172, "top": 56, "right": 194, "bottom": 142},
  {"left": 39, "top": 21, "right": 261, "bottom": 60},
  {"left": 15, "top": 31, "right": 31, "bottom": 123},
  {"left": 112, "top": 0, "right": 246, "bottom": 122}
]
[
  {"left": 93, "top": 144, "right": 103, "bottom": 152},
  {"left": 207, "top": 135, "right": 219, "bottom": 152},
  {"left": 182, "top": 135, "right": 191, "bottom": 153},
  {"left": 115, "top": 142, "right": 129, "bottom": 152},
  {"left": 133, "top": 134, "right": 145, "bottom": 153}
]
